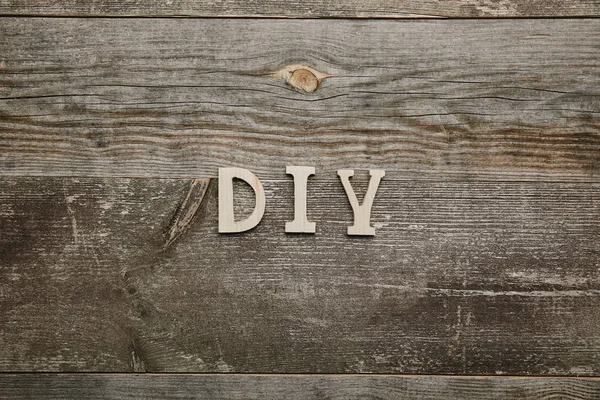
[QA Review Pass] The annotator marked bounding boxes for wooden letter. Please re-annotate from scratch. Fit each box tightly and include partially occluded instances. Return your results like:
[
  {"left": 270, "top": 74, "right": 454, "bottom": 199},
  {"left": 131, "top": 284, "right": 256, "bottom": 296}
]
[
  {"left": 338, "top": 169, "right": 385, "bottom": 236},
  {"left": 285, "top": 166, "right": 316, "bottom": 233},
  {"left": 218, "top": 168, "right": 266, "bottom": 233}
]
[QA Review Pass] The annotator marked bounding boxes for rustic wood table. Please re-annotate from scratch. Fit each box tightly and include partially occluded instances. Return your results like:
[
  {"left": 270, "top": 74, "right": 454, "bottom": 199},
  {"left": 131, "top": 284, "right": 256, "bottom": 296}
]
[{"left": 1, "top": 0, "right": 599, "bottom": 398}]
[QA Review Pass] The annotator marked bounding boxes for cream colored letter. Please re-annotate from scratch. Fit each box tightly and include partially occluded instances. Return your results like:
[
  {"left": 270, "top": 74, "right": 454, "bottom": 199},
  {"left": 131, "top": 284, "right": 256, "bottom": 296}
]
[
  {"left": 218, "top": 168, "right": 266, "bottom": 233},
  {"left": 337, "top": 169, "right": 385, "bottom": 236},
  {"left": 285, "top": 166, "right": 316, "bottom": 233}
]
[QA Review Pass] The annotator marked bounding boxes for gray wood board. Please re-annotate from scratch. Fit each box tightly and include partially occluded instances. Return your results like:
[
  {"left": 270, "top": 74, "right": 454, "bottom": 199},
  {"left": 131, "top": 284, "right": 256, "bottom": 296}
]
[
  {"left": 0, "top": 0, "right": 599, "bottom": 18},
  {"left": 1, "top": 374, "right": 599, "bottom": 400},
  {"left": 1, "top": 18, "right": 598, "bottom": 181},
  {"left": 1, "top": 177, "right": 599, "bottom": 374}
]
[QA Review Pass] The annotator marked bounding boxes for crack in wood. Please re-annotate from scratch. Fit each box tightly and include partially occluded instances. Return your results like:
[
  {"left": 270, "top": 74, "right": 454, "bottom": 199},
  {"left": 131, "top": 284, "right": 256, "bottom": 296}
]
[
  {"left": 163, "top": 178, "right": 211, "bottom": 250},
  {"left": 130, "top": 339, "right": 147, "bottom": 373}
]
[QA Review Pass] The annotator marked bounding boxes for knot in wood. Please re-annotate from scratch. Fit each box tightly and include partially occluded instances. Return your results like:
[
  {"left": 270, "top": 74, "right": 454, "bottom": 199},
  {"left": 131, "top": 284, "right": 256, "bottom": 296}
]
[
  {"left": 290, "top": 69, "right": 318, "bottom": 93},
  {"left": 272, "top": 64, "right": 332, "bottom": 93}
]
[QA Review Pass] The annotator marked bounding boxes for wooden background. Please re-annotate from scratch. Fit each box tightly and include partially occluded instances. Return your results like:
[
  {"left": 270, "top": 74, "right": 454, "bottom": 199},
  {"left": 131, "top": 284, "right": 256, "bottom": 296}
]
[{"left": 0, "top": 0, "right": 599, "bottom": 398}]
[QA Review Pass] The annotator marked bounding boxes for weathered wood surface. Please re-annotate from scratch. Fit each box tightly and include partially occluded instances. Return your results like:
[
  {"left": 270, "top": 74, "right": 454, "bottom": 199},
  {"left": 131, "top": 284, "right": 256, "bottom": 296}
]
[
  {"left": 0, "top": 0, "right": 599, "bottom": 18},
  {"left": 1, "top": 374, "right": 599, "bottom": 400},
  {"left": 1, "top": 18, "right": 598, "bottom": 181},
  {"left": 1, "top": 177, "right": 598, "bottom": 374}
]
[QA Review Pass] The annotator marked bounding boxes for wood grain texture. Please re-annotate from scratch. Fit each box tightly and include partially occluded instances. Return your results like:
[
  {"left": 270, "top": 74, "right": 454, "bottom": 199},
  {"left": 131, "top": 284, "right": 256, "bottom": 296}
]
[
  {"left": 1, "top": 18, "right": 599, "bottom": 181},
  {"left": 1, "top": 177, "right": 598, "bottom": 374},
  {"left": 0, "top": 0, "right": 599, "bottom": 18},
  {"left": 1, "top": 374, "right": 600, "bottom": 400}
]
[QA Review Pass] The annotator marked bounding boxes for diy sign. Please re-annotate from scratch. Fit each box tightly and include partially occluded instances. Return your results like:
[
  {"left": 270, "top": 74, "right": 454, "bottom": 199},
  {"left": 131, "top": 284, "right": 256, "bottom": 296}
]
[{"left": 218, "top": 167, "right": 385, "bottom": 235}]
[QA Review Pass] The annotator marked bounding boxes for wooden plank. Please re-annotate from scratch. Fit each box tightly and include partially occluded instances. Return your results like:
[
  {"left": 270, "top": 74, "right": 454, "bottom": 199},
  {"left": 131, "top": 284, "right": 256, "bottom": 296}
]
[
  {"left": 1, "top": 374, "right": 599, "bottom": 400},
  {"left": 0, "top": 0, "right": 599, "bottom": 18},
  {"left": 1, "top": 177, "right": 599, "bottom": 374},
  {"left": 1, "top": 18, "right": 598, "bottom": 181}
]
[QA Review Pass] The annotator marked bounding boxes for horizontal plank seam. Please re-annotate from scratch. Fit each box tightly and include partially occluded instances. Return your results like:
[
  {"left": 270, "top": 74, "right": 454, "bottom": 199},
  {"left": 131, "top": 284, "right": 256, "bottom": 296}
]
[
  {"left": 1, "top": 175, "right": 598, "bottom": 184},
  {"left": 0, "top": 373, "right": 598, "bottom": 379},
  {"left": 1, "top": 14, "right": 600, "bottom": 20}
]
